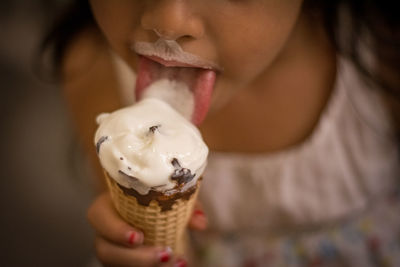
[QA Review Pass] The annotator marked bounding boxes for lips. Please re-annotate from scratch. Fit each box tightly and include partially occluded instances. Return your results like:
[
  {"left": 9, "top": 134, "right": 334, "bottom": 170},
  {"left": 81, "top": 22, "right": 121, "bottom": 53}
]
[{"left": 135, "top": 56, "right": 216, "bottom": 125}]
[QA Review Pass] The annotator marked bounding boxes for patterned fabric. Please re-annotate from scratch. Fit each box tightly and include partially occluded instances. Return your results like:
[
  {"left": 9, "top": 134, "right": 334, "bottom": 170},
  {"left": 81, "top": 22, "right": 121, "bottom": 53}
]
[{"left": 189, "top": 190, "right": 400, "bottom": 267}]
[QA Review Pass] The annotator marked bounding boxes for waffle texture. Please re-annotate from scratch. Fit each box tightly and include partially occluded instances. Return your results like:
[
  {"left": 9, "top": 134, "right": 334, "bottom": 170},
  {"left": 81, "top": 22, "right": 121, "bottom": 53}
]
[{"left": 105, "top": 173, "right": 199, "bottom": 254}]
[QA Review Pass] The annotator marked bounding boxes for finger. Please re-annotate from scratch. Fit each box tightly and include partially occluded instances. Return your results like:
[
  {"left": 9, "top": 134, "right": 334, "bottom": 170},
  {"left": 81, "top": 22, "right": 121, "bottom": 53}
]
[
  {"left": 88, "top": 192, "right": 144, "bottom": 246},
  {"left": 171, "top": 257, "right": 188, "bottom": 267},
  {"left": 95, "top": 236, "right": 173, "bottom": 267},
  {"left": 160, "top": 256, "right": 188, "bottom": 267},
  {"left": 188, "top": 201, "right": 208, "bottom": 231}
]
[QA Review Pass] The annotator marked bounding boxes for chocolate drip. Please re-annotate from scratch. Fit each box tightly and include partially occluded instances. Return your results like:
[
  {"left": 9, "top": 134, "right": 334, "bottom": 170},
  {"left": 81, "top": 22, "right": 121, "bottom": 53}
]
[
  {"left": 118, "top": 181, "right": 199, "bottom": 212},
  {"left": 118, "top": 170, "right": 150, "bottom": 191}
]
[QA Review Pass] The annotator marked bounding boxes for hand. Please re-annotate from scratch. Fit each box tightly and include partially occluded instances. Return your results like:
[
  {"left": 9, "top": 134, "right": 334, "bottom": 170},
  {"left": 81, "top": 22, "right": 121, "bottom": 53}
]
[
  {"left": 87, "top": 192, "right": 207, "bottom": 266},
  {"left": 188, "top": 201, "right": 208, "bottom": 231}
]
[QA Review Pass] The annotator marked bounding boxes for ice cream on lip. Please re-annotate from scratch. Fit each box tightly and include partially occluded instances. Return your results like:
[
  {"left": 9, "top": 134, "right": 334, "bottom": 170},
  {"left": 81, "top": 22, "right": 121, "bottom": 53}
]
[
  {"left": 94, "top": 98, "right": 209, "bottom": 195},
  {"left": 132, "top": 39, "right": 221, "bottom": 70},
  {"left": 132, "top": 39, "right": 219, "bottom": 125}
]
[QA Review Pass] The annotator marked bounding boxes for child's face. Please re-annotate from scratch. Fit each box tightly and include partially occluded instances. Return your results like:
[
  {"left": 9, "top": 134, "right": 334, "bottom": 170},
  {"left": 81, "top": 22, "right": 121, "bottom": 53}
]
[{"left": 89, "top": 0, "right": 303, "bottom": 123}]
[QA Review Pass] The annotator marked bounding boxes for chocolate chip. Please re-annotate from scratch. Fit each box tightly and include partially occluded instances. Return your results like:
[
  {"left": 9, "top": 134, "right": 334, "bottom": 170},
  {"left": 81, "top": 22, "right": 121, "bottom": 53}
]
[
  {"left": 96, "top": 136, "right": 109, "bottom": 155},
  {"left": 170, "top": 158, "right": 195, "bottom": 185},
  {"left": 128, "top": 167, "right": 132, "bottom": 170},
  {"left": 120, "top": 157, "right": 124, "bottom": 160},
  {"left": 149, "top": 125, "right": 161, "bottom": 133},
  {"left": 172, "top": 168, "right": 195, "bottom": 185},
  {"left": 171, "top": 158, "right": 181, "bottom": 168}
]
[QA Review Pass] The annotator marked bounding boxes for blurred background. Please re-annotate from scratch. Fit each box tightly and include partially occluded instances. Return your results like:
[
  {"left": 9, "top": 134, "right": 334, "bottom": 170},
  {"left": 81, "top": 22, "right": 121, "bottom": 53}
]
[{"left": 0, "top": 1, "right": 97, "bottom": 266}]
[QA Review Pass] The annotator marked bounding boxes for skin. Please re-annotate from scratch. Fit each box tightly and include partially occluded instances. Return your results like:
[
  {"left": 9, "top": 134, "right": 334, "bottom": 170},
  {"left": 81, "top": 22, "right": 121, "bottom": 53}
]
[
  {"left": 63, "top": 0, "right": 336, "bottom": 265},
  {"left": 88, "top": 0, "right": 336, "bottom": 152}
]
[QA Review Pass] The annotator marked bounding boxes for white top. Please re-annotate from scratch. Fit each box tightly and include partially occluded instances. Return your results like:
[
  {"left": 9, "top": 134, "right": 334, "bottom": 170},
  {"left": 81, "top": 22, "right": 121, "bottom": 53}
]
[{"left": 111, "top": 52, "right": 400, "bottom": 232}]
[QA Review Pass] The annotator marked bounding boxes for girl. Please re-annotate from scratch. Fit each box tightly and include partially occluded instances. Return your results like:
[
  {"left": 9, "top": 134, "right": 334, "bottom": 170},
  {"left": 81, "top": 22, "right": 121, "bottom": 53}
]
[{"left": 42, "top": 0, "right": 400, "bottom": 266}]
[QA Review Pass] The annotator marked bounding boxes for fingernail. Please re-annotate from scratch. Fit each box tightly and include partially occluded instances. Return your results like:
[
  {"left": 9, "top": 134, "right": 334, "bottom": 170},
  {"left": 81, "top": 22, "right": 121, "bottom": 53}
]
[
  {"left": 158, "top": 247, "right": 172, "bottom": 263},
  {"left": 174, "top": 258, "right": 187, "bottom": 267},
  {"left": 194, "top": 209, "right": 205, "bottom": 217},
  {"left": 127, "top": 231, "right": 143, "bottom": 245}
]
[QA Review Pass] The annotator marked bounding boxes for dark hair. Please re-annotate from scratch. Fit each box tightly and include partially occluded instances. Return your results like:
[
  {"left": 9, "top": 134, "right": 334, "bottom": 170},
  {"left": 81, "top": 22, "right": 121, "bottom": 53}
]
[
  {"left": 41, "top": 0, "right": 400, "bottom": 135},
  {"left": 39, "top": 0, "right": 93, "bottom": 77},
  {"left": 309, "top": 1, "right": 400, "bottom": 137}
]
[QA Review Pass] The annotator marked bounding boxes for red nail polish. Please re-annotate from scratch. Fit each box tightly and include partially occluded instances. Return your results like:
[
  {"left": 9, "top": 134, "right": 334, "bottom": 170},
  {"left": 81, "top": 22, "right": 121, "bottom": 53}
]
[
  {"left": 128, "top": 232, "right": 136, "bottom": 244},
  {"left": 174, "top": 258, "right": 187, "bottom": 267},
  {"left": 158, "top": 248, "right": 172, "bottom": 263},
  {"left": 194, "top": 209, "right": 204, "bottom": 216},
  {"left": 127, "top": 231, "right": 142, "bottom": 245}
]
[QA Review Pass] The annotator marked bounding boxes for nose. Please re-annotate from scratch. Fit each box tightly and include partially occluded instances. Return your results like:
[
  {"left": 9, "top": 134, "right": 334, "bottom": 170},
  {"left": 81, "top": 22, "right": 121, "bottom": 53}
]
[{"left": 141, "top": 0, "right": 204, "bottom": 41}]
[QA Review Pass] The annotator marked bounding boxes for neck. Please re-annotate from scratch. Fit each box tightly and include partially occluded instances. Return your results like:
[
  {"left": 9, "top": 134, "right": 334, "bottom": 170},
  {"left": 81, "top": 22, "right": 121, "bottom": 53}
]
[{"left": 200, "top": 14, "right": 337, "bottom": 153}]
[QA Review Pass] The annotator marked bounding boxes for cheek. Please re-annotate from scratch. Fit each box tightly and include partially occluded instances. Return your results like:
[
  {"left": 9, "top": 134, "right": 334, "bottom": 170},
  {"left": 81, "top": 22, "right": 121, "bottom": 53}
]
[
  {"left": 214, "top": 2, "right": 303, "bottom": 84},
  {"left": 221, "top": 24, "right": 287, "bottom": 82},
  {"left": 89, "top": 0, "right": 140, "bottom": 59}
]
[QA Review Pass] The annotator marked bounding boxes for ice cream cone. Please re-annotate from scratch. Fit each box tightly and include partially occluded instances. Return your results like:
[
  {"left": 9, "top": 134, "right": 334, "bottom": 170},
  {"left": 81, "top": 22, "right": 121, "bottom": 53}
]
[
  {"left": 104, "top": 171, "right": 200, "bottom": 255},
  {"left": 95, "top": 98, "right": 208, "bottom": 255}
]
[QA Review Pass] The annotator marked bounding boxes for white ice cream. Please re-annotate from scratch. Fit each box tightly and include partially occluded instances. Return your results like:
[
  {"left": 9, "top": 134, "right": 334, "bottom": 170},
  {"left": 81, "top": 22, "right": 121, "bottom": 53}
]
[
  {"left": 94, "top": 98, "right": 208, "bottom": 195},
  {"left": 141, "top": 79, "right": 194, "bottom": 120}
]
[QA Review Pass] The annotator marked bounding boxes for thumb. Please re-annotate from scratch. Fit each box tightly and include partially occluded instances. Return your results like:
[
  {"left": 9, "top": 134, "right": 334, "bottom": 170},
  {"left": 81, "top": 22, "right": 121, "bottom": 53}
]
[{"left": 188, "top": 201, "right": 208, "bottom": 231}]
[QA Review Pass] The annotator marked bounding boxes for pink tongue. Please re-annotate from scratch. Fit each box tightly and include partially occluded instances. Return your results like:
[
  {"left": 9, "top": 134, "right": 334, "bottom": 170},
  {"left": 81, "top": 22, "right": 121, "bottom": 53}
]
[{"left": 135, "top": 56, "right": 216, "bottom": 125}]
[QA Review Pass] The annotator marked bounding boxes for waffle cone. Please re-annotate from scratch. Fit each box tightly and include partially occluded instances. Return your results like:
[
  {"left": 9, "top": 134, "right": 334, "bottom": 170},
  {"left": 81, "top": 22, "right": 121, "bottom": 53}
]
[{"left": 104, "top": 172, "right": 199, "bottom": 254}]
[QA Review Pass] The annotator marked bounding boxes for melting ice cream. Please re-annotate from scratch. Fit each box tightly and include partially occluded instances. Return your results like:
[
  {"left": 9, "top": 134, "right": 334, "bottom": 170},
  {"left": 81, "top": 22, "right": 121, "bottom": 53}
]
[{"left": 94, "top": 98, "right": 208, "bottom": 195}]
